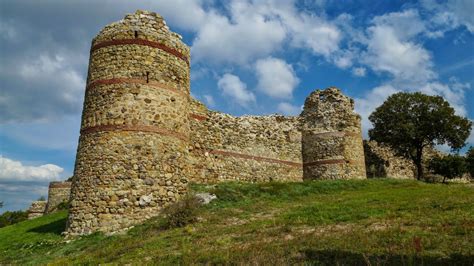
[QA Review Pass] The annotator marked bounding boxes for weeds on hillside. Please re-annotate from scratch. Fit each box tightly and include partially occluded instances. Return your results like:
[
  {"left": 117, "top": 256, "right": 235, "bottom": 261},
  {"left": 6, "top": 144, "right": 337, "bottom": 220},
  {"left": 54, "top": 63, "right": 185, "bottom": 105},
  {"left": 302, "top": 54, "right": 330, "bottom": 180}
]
[{"left": 162, "top": 195, "right": 201, "bottom": 229}]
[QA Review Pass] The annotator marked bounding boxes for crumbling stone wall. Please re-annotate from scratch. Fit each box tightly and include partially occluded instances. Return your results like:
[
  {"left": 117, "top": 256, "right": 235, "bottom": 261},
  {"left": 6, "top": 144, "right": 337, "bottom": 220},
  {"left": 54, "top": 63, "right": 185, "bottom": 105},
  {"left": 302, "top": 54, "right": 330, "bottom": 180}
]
[
  {"left": 301, "top": 88, "right": 366, "bottom": 180},
  {"left": 188, "top": 99, "right": 303, "bottom": 183},
  {"left": 67, "top": 10, "right": 366, "bottom": 236},
  {"left": 45, "top": 181, "right": 72, "bottom": 213},
  {"left": 364, "top": 141, "right": 416, "bottom": 179},
  {"left": 27, "top": 201, "right": 46, "bottom": 220},
  {"left": 66, "top": 10, "right": 190, "bottom": 236}
]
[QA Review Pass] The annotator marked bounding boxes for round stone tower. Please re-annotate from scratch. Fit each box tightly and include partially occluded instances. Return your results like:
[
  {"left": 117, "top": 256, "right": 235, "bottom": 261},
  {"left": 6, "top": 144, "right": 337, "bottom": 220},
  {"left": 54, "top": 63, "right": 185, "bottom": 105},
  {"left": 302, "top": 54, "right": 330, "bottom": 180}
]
[
  {"left": 301, "top": 87, "right": 366, "bottom": 180},
  {"left": 66, "top": 10, "right": 191, "bottom": 235}
]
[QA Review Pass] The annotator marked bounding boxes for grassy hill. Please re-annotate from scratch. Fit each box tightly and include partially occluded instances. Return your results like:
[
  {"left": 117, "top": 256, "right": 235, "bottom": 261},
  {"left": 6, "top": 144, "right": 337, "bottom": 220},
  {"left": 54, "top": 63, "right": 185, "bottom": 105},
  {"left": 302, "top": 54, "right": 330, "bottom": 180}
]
[{"left": 1, "top": 179, "right": 473, "bottom": 265}]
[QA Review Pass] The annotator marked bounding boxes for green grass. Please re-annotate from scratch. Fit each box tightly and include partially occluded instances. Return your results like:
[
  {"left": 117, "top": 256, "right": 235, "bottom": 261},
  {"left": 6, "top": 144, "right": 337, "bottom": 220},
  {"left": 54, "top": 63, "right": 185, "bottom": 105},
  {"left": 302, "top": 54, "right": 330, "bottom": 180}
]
[{"left": 1, "top": 179, "right": 473, "bottom": 265}]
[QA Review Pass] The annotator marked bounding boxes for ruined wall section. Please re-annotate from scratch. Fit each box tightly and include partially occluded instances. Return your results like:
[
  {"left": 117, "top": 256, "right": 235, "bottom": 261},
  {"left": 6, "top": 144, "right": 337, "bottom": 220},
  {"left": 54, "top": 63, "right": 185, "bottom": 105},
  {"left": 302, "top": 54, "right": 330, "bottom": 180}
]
[
  {"left": 27, "top": 201, "right": 47, "bottom": 220},
  {"left": 364, "top": 141, "right": 416, "bottom": 179},
  {"left": 45, "top": 181, "right": 72, "bottom": 213},
  {"left": 188, "top": 99, "right": 303, "bottom": 183},
  {"left": 66, "top": 10, "right": 190, "bottom": 236},
  {"left": 301, "top": 88, "right": 366, "bottom": 180}
]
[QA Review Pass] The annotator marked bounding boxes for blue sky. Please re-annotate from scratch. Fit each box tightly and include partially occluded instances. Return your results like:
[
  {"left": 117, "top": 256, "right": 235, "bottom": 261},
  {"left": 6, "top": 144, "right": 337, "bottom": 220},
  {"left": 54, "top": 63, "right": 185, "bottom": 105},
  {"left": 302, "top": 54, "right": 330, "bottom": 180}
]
[{"left": 0, "top": 0, "right": 473, "bottom": 212}]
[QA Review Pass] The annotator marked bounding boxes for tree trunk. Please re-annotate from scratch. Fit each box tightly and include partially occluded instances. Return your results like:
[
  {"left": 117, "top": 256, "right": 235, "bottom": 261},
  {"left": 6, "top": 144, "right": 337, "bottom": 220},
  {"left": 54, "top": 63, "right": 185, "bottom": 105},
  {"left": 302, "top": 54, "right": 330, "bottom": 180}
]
[
  {"left": 415, "top": 160, "right": 424, "bottom": 180},
  {"left": 414, "top": 146, "right": 424, "bottom": 180}
]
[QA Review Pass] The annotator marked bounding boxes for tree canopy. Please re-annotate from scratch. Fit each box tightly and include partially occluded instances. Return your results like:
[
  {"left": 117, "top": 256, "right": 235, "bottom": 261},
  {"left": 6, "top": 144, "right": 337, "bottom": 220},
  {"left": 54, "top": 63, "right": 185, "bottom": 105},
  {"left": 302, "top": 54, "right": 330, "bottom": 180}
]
[
  {"left": 467, "top": 147, "right": 474, "bottom": 178},
  {"left": 429, "top": 155, "right": 467, "bottom": 183},
  {"left": 369, "top": 92, "right": 471, "bottom": 179}
]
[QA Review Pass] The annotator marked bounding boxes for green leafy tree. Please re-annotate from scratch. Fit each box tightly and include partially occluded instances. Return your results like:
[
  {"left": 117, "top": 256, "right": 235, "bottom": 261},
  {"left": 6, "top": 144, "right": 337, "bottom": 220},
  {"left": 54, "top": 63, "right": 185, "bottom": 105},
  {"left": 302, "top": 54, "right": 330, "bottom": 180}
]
[
  {"left": 369, "top": 92, "right": 472, "bottom": 180},
  {"left": 467, "top": 147, "right": 474, "bottom": 179},
  {"left": 429, "top": 155, "right": 467, "bottom": 183},
  {"left": 0, "top": 211, "right": 28, "bottom": 228}
]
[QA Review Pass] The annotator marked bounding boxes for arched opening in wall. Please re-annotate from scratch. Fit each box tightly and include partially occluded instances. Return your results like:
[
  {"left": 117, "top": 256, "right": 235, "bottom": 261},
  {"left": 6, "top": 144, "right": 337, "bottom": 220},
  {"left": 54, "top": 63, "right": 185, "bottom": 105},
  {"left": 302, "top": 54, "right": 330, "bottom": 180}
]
[
  {"left": 134, "top": 30, "right": 138, "bottom": 38},
  {"left": 146, "top": 71, "right": 150, "bottom": 83}
]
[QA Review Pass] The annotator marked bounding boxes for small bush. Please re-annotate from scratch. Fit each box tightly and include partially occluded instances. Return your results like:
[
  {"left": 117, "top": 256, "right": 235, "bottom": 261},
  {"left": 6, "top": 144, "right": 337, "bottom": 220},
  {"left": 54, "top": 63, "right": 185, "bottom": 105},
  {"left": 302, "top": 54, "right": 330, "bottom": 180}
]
[
  {"left": 55, "top": 201, "right": 69, "bottom": 211},
  {"left": 428, "top": 155, "right": 467, "bottom": 183},
  {"left": 0, "top": 210, "right": 28, "bottom": 228},
  {"left": 466, "top": 147, "right": 474, "bottom": 179},
  {"left": 162, "top": 196, "right": 201, "bottom": 229}
]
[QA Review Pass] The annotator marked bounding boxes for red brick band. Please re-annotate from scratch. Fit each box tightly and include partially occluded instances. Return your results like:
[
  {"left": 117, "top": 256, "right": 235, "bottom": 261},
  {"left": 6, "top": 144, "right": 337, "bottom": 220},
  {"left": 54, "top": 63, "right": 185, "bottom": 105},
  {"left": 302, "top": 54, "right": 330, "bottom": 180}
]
[
  {"left": 80, "top": 124, "right": 188, "bottom": 142},
  {"left": 208, "top": 149, "right": 302, "bottom": 167},
  {"left": 91, "top": 38, "right": 189, "bottom": 65},
  {"left": 87, "top": 78, "right": 188, "bottom": 98},
  {"left": 49, "top": 182, "right": 72, "bottom": 188},
  {"left": 190, "top": 113, "right": 207, "bottom": 121}
]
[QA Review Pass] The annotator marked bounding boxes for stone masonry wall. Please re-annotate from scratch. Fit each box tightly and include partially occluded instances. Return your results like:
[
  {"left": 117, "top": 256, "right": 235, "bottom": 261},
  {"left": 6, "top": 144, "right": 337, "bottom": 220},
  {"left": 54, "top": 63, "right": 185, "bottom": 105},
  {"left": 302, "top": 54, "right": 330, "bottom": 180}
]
[
  {"left": 301, "top": 88, "right": 366, "bottom": 180},
  {"left": 188, "top": 99, "right": 303, "bottom": 183},
  {"left": 364, "top": 140, "right": 416, "bottom": 179},
  {"left": 45, "top": 181, "right": 72, "bottom": 213},
  {"left": 66, "top": 10, "right": 190, "bottom": 236},
  {"left": 27, "top": 201, "right": 47, "bottom": 220}
]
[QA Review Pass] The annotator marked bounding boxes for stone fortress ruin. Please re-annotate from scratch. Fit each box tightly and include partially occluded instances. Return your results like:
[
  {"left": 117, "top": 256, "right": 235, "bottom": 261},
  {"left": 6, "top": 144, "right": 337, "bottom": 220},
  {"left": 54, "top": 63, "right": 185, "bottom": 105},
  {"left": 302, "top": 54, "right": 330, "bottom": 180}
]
[{"left": 58, "top": 10, "right": 412, "bottom": 236}]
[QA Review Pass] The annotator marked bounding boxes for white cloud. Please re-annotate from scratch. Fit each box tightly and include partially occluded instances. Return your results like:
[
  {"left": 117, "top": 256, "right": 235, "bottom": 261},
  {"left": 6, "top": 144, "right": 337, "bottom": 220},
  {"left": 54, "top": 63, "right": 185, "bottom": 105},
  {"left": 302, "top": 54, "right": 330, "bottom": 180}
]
[
  {"left": 285, "top": 14, "right": 342, "bottom": 57},
  {"left": 0, "top": 155, "right": 64, "bottom": 182},
  {"left": 190, "top": 0, "right": 344, "bottom": 66},
  {"left": 217, "top": 74, "right": 256, "bottom": 107},
  {"left": 277, "top": 102, "right": 301, "bottom": 116},
  {"left": 152, "top": 0, "right": 208, "bottom": 31},
  {"left": 371, "top": 9, "right": 427, "bottom": 40},
  {"left": 352, "top": 67, "right": 367, "bottom": 77},
  {"left": 203, "top": 94, "right": 215, "bottom": 107},
  {"left": 362, "top": 24, "right": 435, "bottom": 83},
  {"left": 422, "top": 0, "right": 474, "bottom": 33},
  {"left": 418, "top": 79, "right": 470, "bottom": 116},
  {"left": 355, "top": 85, "right": 400, "bottom": 137},
  {"left": 0, "top": 52, "right": 85, "bottom": 123},
  {"left": 255, "top": 57, "right": 299, "bottom": 99},
  {"left": 191, "top": 3, "right": 286, "bottom": 65}
]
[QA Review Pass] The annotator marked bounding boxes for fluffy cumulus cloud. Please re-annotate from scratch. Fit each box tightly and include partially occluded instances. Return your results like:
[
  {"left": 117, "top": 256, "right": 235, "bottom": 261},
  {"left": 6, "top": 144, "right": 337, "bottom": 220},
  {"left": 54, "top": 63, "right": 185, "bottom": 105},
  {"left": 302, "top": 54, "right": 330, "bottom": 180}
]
[
  {"left": 422, "top": 0, "right": 474, "bottom": 34},
  {"left": 353, "top": 7, "right": 472, "bottom": 138},
  {"left": 255, "top": 57, "right": 299, "bottom": 99},
  {"left": 0, "top": 53, "right": 85, "bottom": 123},
  {"left": 355, "top": 85, "right": 399, "bottom": 135},
  {"left": 361, "top": 10, "right": 436, "bottom": 83},
  {"left": 0, "top": 155, "right": 64, "bottom": 182},
  {"left": 277, "top": 102, "right": 301, "bottom": 116},
  {"left": 191, "top": 2, "right": 286, "bottom": 65},
  {"left": 418, "top": 79, "right": 470, "bottom": 116},
  {"left": 188, "top": 0, "right": 344, "bottom": 65},
  {"left": 217, "top": 74, "right": 256, "bottom": 107}
]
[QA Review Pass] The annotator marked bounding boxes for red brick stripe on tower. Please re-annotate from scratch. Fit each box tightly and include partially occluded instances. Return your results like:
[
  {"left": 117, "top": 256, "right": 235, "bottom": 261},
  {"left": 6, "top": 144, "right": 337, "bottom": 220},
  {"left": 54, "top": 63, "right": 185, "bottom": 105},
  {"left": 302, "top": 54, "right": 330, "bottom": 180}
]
[
  {"left": 208, "top": 149, "right": 302, "bottom": 167},
  {"left": 91, "top": 38, "right": 189, "bottom": 65}
]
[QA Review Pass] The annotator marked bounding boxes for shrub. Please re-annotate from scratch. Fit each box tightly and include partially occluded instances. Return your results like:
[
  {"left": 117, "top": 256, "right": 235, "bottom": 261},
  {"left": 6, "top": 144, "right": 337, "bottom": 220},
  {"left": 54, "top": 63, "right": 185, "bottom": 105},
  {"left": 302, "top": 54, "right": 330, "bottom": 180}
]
[
  {"left": 467, "top": 147, "right": 474, "bottom": 179},
  {"left": 428, "top": 155, "right": 467, "bottom": 183},
  {"left": 162, "top": 195, "right": 201, "bottom": 229},
  {"left": 55, "top": 201, "right": 70, "bottom": 211},
  {"left": 0, "top": 210, "right": 28, "bottom": 228}
]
